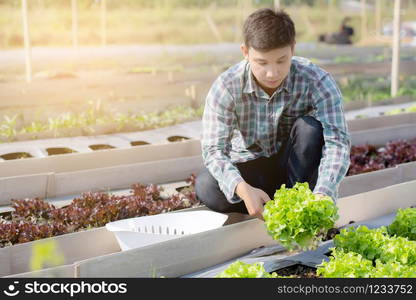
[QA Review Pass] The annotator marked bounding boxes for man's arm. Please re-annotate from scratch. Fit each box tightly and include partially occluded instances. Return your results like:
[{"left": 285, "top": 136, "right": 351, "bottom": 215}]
[
  {"left": 202, "top": 78, "right": 271, "bottom": 217},
  {"left": 310, "top": 73, "right": 351, "bottom": 201},
  {"left": 201, "top": 77, "right": 244, "bottom": 203}
]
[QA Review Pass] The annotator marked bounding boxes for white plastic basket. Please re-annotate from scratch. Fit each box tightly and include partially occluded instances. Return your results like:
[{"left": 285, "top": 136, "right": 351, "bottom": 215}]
[{"left": 106, "top": 210, "right": 228, "bottom": 251}]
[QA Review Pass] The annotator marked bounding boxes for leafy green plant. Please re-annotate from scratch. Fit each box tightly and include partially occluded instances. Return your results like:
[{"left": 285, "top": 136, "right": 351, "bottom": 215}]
[
  {"left": 30, "top": 240, "right": 64, "bottom": 271},
  {"left": 0, "top": 115, "right": 18, "bottom": 140},
  {"left": 22, "top": 121, "right": 48, "bottom": 134},
  {"left": 0, "top": 175, "right": 199, "bottom": 247},
  {"left": 334, "top": 225, "right": 416, "bottom": 266},
  {"left": 388, "top": 208, "right": 416, "bottom": 241},
  {"left": 386, "top": 103, "right": 416, "bottom": 116},
  {"left": 317, "top": 248, "right": 416, "bottom": 278},
  {"left": 334, "top": 56, "right": 357, "bottom": 64},
  {"left": 216, "top": 261, "right": 278, "bottom": 278},
  {"left": 317, "top": 248, "right": 374, "bottom": 278},
  {"left": 263, "top": 182, "right": 339, "bottom": 251},
  {"left": 0, "top": 104, "right": 204, "bottom": 143},
  {"left": 338, "top": 75, "right": 416, "bottom": 103},
  {"left": 333, "top": 226, "right": 388, "bottom": 260},
  {"left": 372, "top": 260, "right": 416, "bottom": 278}
]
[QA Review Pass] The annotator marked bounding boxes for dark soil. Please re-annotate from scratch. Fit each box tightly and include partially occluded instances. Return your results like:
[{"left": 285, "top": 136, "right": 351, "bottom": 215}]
[
  {"left": 274, "top": 264, "right": 319, "bottom": 278},
  {"left": 89, "top": 144, "right": 116, "bottom": 150},
  {"left": 0, "top": 152, "right": 33, "bottom": 160},
  {"left": 167, "top": 135, "right": 190, "bottom": 142},
  {"left": 46, "top": 147, "right": 77, "bottom": 155},
  {"left": 130, "top": 141, "right": 150, "bottom": 146},
  {"left": 322, "top": 227, "right": 340, "bottom": 241}
]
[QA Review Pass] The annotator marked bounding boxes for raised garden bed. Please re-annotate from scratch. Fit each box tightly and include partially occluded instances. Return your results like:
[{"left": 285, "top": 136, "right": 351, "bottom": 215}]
[
  {"left": 3, "top": 180, "right": 415, "bottom": 278},
  {"left": 0, "top": 105, "right": 203, "bottom": 143},
  {"left": 0, "top": 175, "right": 198, "bottom": 248},
  {"left": 348, "top": 138, "right": 416, "bottom": 176},
  {"left": 216, "top": 204, "right": 416, "bottom": 278},
  {"left": 184, "top": 180, "right": 416, "bottom": 278}
]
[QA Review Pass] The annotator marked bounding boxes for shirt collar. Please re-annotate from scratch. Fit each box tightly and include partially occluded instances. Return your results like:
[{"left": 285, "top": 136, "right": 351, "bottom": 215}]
[{"left": 242, "top": 60, "right": 292, "bottom": 98}]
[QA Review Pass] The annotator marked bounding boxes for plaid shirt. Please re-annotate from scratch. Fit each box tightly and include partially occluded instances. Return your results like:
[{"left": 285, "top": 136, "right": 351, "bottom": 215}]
[{"left": 201, "top": 56, "right": 351, "bottom": 203}]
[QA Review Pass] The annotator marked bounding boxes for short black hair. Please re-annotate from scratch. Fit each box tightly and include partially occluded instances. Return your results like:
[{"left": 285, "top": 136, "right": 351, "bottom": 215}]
[{"left": 243, "top": 8, "right": 296, "bottom": 51}]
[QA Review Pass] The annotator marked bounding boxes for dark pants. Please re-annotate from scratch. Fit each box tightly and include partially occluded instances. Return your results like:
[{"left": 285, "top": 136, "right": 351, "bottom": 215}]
[{"left": 195, "top": 116, "right": 325, "bottom": 214}]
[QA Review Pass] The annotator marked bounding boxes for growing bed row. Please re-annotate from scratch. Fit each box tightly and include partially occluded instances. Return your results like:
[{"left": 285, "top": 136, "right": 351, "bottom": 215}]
[
  {"left": 218, "top": 204, "right": 416, "bottom": 278},
  {"left": 1, "top": 136, "right": 416, "bottom": 248},
  {"left": 3, "top": 179, "right": 415, "bottom": 278},
  {"left": 0, "top": 175, "right": 199, "bottom": 248},
  {"left": 0, "top": 135, "right": 191, "bottom": 161},
  {"left": 0, "top": 105, "right": 203, "bottom": 144}
]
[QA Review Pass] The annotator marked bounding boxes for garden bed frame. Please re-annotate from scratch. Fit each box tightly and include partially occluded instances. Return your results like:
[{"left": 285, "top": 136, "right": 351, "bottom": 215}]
[
  {"left": 4, "top": 179, "right": 416, "bottom": 278},
  {"left": 0, "top": 113, "right": 415, "bottom": 178}
]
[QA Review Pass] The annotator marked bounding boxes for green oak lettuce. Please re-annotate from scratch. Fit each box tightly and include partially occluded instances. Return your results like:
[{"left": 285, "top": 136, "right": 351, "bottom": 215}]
[
  {"left": 388, "top": 208, "right": 416, "bottom": 241},
  {"left": 334, "top": 225, "right": 416, "bottom": 266},
  {"left": 216, "top": 261, "right": 278, "bottom": 278},
  {"left": 317, "top": 248, "right": 374, "bottom": 278},
  {"left": 317, "top": 248, "right": 416, "bottom": 278},
  {"left": 263, "top": 182, "right": 339, "bottom": 250}
]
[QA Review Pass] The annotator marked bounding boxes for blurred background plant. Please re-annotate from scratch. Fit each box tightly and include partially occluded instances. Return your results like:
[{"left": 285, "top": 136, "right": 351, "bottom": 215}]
[{"left": 30, "top": 240, "right": 65, "bottom": 271}]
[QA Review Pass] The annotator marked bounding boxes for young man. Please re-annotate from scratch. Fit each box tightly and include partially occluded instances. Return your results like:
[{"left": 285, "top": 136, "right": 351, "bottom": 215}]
[{"left": 195, "top": 8, "right": 351, "bottom": 219}]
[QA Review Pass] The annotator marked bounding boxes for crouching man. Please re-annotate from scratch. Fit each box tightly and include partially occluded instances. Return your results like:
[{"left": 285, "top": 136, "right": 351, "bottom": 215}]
[{"left": 195, "top": 8, "right": 351, "bottom": 220}]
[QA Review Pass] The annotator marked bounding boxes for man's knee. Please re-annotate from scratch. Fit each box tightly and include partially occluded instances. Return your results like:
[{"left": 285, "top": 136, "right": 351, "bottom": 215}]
[
  {"left": 291, "top": 116, "right": 324, "bottom": 146},
  {"left": 195, "top": 169, "right": 233, "bottom": 213}
]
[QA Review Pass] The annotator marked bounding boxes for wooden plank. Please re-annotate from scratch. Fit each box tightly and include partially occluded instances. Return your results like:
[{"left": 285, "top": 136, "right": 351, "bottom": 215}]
[
  {"left": 2, "top": 178, "right": 416, "bottom": 277},
  {"left": 399, "top": 161, "right": 416, "bottom": 181},
  {"left": 351, "top": 124, "right": 416, "bottom": 146},
  {"left": 0, "top": 173, "right": 49, "bottom": 205},
  {"left": 0, "top": 247, "right": 11, "bottom": 277},
  {"left": 339, "top": 167, "right": 400, "bottom": 198},
  {"left": 4, "top": 264, "right": 75, "bottom": 278},
  {"left": 75, "top": 218, "right": 278, "bottom": 278},
  {"left": 0, "top": 206, "right": 209, "bottom": 277},
  {"left": 0, "top": 139, "right": 201, "bottom": 178},
  {"left": 336, "top": 180, "right": 416, "bottom": 227},
  {"left": 347, "top": 112, "right": 416, "bottom": 132},
  {"left": 52, "top": 155, "right": 203, "bottom": 197},
  {"left": 0, "top": 227, "right": 119, "bottom": 277}
]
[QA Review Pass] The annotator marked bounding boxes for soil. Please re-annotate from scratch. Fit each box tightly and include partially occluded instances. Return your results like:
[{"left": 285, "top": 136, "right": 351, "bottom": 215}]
[
  {"left": 167, "top": 135, "right": 190, "bottom": 142},
  {"left": 130, "top": 141, "right": 150, "bottom": 146},
  {"left": 274, "top": 264, "right": 319, "bottom": 278},
  {"left": 46, "top": 147, "right": 77, "bottom": 156},
  {"left": 89, "top": 144, "right": 116, "bottom": 151},
  {"left": 0, "top": 152, "right": 33, "bottom": 160},
  {"left": 322, "top": 227, "right": 340, "bottom": 241}
]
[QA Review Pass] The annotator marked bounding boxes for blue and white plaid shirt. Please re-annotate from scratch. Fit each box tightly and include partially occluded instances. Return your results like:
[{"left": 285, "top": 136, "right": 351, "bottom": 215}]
[{"left": 201, "top": 56, "right": 351, "bottom": 203}]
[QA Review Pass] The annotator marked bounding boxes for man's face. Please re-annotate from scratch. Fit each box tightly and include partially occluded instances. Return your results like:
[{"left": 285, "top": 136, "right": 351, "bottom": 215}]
[{"left": 241, "top": 44, "right": 294, "bottom": 95}]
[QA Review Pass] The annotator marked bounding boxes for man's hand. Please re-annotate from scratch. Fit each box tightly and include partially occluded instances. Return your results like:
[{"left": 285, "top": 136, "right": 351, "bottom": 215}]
[{"left": 236, "top": 181, "right": 271, "bottom": 220}]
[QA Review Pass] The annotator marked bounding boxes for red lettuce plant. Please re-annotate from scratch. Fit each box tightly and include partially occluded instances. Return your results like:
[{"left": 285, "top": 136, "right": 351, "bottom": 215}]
[{"left": 0, "top": 175, "right": 199, "bottom": 247}]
